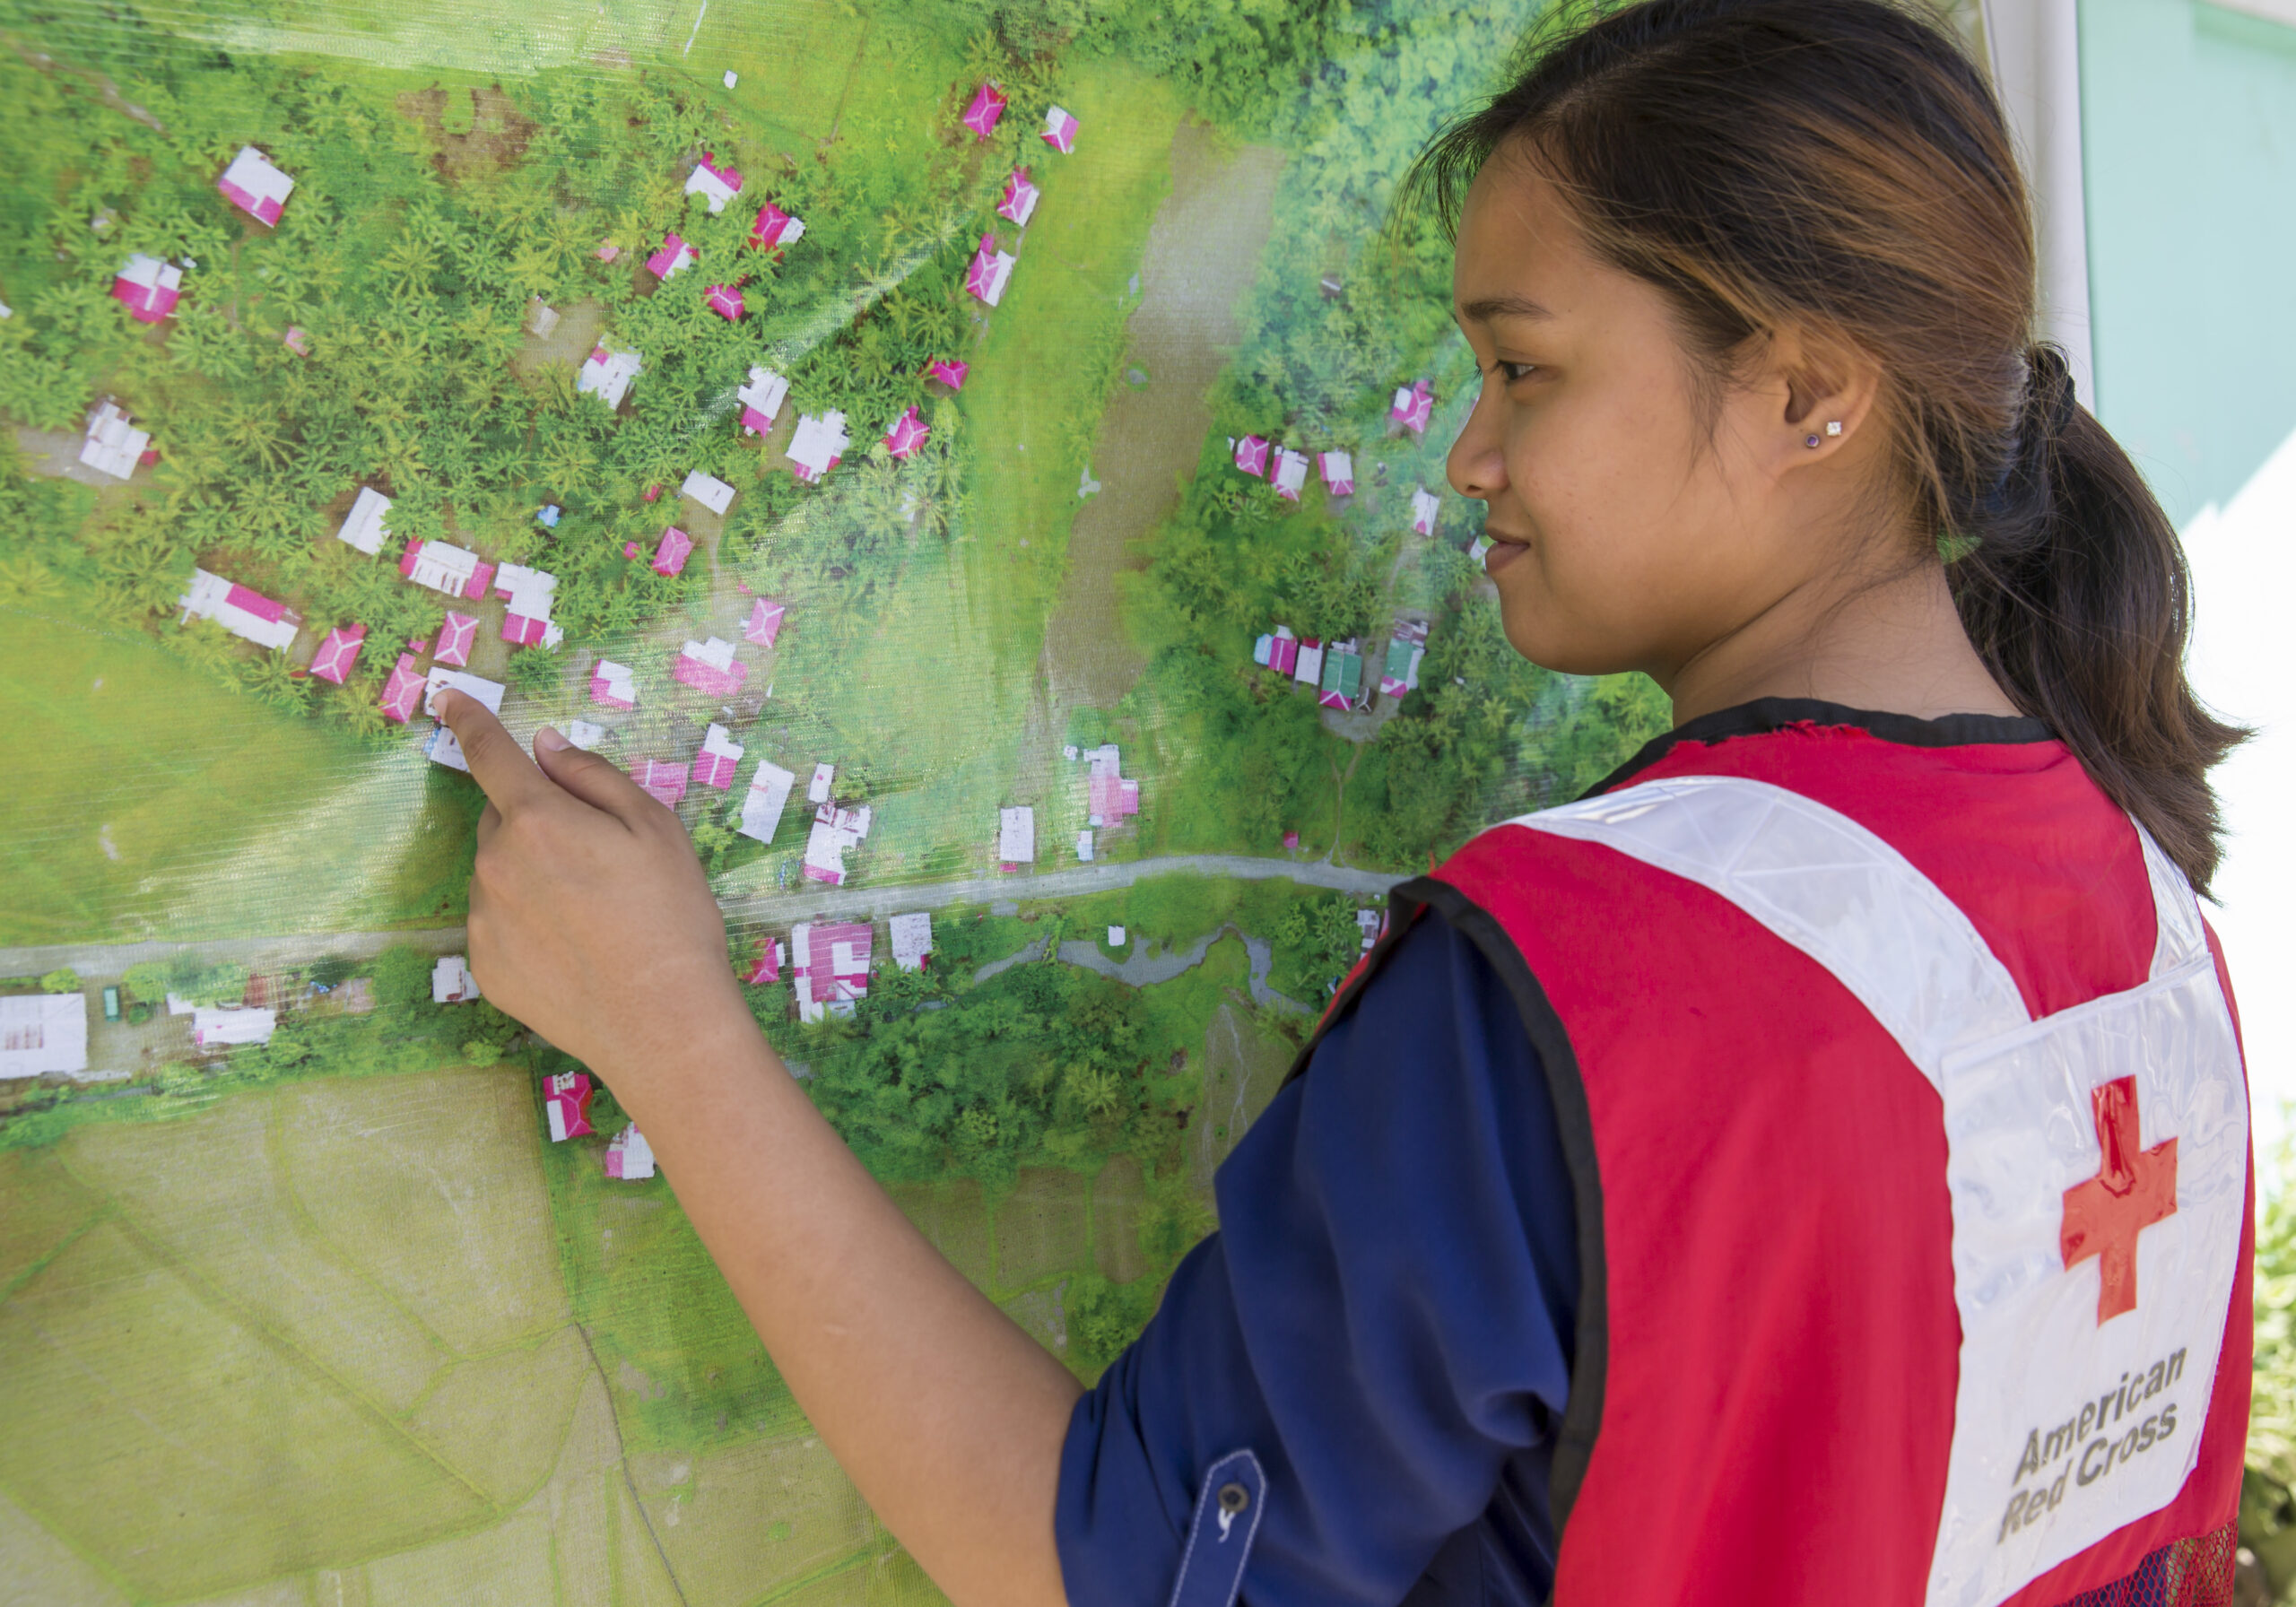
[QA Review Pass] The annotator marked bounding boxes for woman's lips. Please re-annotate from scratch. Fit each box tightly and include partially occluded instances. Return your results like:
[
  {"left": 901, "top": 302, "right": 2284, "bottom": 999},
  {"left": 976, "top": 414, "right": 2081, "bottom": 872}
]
[{"left": 1483, "top": 534, "right": 1531, "bottom": 576}]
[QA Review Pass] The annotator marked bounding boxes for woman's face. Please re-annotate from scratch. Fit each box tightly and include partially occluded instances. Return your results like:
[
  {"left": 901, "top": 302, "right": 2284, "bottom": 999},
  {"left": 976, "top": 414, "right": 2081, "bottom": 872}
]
[{"left": 1447, "top": 153, "right": 1838, "bottom": 684}]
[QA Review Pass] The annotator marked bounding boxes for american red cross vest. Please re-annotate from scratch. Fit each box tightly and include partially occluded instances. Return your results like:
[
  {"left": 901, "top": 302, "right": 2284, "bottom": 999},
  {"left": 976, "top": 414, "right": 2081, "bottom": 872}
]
[{"left": 1318, "top": 706, "right": 2251, "bottom": 1607}]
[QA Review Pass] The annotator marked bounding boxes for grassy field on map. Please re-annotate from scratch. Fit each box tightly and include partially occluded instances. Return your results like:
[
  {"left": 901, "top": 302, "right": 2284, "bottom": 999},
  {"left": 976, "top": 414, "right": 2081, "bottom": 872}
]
[{"left": 0, "top": 0, "right": 1674, "bottom": 1598}]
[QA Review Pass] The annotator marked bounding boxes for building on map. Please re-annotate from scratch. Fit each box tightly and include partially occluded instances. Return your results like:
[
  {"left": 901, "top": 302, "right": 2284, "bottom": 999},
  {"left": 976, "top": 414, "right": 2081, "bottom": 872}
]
[
  {"left": 535, "top": 504, "right": 561, "bottom": 529},
  {"left": 337, "top": 486, "right": 392, "bottom": 555},
  {"left": 1292, "top": 636, "right": 1326, "bottom": 690},
  {"left": 399, "top": 538, "right": 496, "bottom": 601},
  {"left": 565, "top": 720, "right": 605, "bottom": 751},
  {"left": 883, "top": 407, "right": 929, "bottom": 460},
  {"left": 962, "top": 82, "right": 1007, "bottom": 141},
  {"left": 1271, "top": 447, "right": 1309, "bottom": 501},
  {"left": 791, "top": 921, "right": 873, "bottom": 1022},
  {"left": 1109, "top": 925, "right": 1127, "bottom": 948},
  {"left": 605, "top": 1125, "right": 656, "bottom": 1179},
  {"left": 743, "top": 936, "right": 787, "bottom": 985},
  {"left": 1253, "top": 623, "right": 1300, "bottom": 677},
  {"left": 494, "top": 564, "right": 561, "bottom": 647},
  {"left": 78, "top": 400, "right": 149, "bottom": 480},
  {"left": 684, "top": 152, "right": 743, "bottom": 213},
  {"left": 1379, "top": 617, "right": 1429, "bottom": 699},
  {"left": 744, "top": 596, "right": 786, "bottom": 648},
  {"left": 194, "top": 1007, "right": 275, "bottom": 1047},
  {"left": 434, "top": 610, "right": 479, "bottom": 669},
  {"left": 379, "top": 654, "right": 428, "bottom": 723},
  {"left": 1318, "top": 639, "right": 1364, "bottom": 711},
  {"left": 647, "top": 231, "right": 695, "bottom": 280},
  {"left": 1390, "top": 377, "right": 1434, "bottom": 436},
  {"left": 889, "top": 912, "right": 935, "bottom": 972},
  {"left": 282, "top": 326, "right": 310, "bottom": 356},
  {"left": 705, "top": 282, "right": 744, "bottom": 321},
  {"left": 1042, "top": 105, "right": 1080, "bottom": 153},
  {"left": 926, "top": 358, "right": 969, "bottom": 391},
  {"left": 808, "top": 763, "right": 834, "bottom": 804},
  {"left": 217, "top": 146, "right": 294, "bottom": 226},
  {"left": 524, "top": 296, "right": 560, "bottom": 338},
  {"left": 1076, "top": 830, "right": 1094, "bottom": 862},
  {"left": 1083, "top": 744, "right": 1139, "bottom": 828},
  {"left": 1357, "top": 908, "right": 1386, "bottom": 951},
  {"left": 965, "top": 235, "right": 1014, "bottom": 308},
  {"left": 111, "top": 252, "right": 182, "bottom": 323},
  {"left": 998, "top": 805, "right": 1035, "bottom": 867},
  {"left": 421, "top": 669, "right": 506, "bottom": 771},
  {"left": 738, "top": 366, "right": 789, "bottom": 434},
  {"left": 543, "top": 1070, "right": 594, "bottom": 1142},
  {"left": 673, "top": 637, "right": 747, "bottom": 699},
  {"left": 737, "top": 759, "right": 797, "bottom": 845},
  {"left": 749, "top": 202, "right": 805, "bottom": 251},
  {"left": 635, "top": 759, "right": 689, "bottom": 808},
  {"left": 0, "top": 995, "right": 87, "bottom": 1079},
  {"left": 787, "top": 412, "right": 849, "bottom": 482},
  {"left": 694, "top": 724, "right": 744, "bottom": 790},
  {"left": 578, "top": 345, "right": 642, "bottom": 410},
  {"left": 180, "top": 569, "right": 300, "bottom": 650},
  {"left": 1319, "top": 450, "right": 1355, "bottom": 497},
  {"left": 309, "top": 624, "right": 367, "bottom": 684},
  {"left": 1410, "top": 486, "right": 1441, "bottom": 537},
  {"left": 652, "top": 526, "right": 693, "bottom": 578},
  {"left": 432, "top": 955, "right": 483, "bottom": 1004},
  {"left": 803, "top": 801, "right": 872, "bottom": 885},
  {"left": 997, "top": 168, "right": 1039, "bottom": 228},
  {"left": 1233, "top": 435, "right": 1270, "bottom": 477},
  {"left": 682, "top": 470, "right": 736, "bottom": 517}
]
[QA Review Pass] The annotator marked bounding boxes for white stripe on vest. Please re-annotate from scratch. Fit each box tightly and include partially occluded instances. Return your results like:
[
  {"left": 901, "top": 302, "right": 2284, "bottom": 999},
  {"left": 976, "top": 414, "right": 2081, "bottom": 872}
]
[{"left": 1506, "top": 776, "right": 2247, "bottom": 1607}]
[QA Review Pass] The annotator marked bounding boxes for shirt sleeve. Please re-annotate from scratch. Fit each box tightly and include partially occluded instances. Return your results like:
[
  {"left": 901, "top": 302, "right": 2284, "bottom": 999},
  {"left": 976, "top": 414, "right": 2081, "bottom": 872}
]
[{"left": 1055, "top": 907, "right": 1581, "bottom": 1606}]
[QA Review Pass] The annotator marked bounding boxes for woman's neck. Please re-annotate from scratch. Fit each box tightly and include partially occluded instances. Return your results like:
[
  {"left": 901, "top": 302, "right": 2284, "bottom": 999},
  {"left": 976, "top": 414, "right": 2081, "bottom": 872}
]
[{"left": 1665, "top": 552, "right": 2024, "bottom": 727}]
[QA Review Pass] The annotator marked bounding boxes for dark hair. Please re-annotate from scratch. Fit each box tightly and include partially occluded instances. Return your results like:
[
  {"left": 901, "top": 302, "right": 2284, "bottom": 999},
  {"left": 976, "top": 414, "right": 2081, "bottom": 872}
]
[{"left": 1407, "top": 0, "right": 2245, "bottom": 893}]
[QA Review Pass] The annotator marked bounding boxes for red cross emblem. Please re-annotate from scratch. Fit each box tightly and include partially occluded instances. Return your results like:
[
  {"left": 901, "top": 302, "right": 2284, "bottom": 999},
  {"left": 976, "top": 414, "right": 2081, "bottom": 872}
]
[{"left": 2060, "top": 1076, "right": 2179, "bottom": 1324}]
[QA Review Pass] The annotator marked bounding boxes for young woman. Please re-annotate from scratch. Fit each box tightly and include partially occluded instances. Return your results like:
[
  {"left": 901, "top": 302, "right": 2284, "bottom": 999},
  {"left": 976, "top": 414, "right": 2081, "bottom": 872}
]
[{"left": 435, "top": 0, "right": 2254, "bottom": 1601}]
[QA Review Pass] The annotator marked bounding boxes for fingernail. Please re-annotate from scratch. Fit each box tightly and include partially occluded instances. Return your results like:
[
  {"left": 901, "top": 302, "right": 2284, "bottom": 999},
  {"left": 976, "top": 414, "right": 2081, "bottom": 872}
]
[{"left": 535, "top": 726, "right": 570, "bottom": 754}]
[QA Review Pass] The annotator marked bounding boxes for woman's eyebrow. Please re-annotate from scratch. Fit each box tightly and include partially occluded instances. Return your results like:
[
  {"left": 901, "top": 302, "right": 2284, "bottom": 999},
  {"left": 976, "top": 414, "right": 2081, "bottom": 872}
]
[{"left": 1457, "top": 294, "right": 1554, "bottom": 323}]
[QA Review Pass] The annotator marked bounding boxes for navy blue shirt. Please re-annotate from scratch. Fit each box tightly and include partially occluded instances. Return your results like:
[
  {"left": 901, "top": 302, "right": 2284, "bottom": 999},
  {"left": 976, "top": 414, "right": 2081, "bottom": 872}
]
[{"left": 1057, "top": 910, "right": 1580, "bottom": 1604}]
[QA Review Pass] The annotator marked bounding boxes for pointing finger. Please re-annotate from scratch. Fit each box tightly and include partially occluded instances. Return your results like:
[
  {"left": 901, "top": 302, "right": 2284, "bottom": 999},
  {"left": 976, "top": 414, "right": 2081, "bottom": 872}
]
[
  {"left": 434, "top": 690, "right": 553, "bottom": 816},
  {"left": 533, "top": 726, "right": 659, "bottom": 828}
]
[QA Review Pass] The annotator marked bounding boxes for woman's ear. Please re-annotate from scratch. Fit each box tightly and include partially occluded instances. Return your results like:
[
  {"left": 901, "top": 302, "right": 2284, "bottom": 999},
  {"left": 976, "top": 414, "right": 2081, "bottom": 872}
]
[{"left": 1764, "top": 326, "right": 1883, "bottom": 473}]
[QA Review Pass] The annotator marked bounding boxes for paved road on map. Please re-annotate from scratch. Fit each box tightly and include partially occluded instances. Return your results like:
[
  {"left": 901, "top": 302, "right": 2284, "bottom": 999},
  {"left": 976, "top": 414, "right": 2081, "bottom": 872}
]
[{"left": 0, "top": 853, "right": 1400, "bottom": 977}]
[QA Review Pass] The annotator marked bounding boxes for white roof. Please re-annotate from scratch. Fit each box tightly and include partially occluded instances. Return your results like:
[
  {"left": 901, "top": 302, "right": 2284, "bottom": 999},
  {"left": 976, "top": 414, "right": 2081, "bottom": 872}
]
[
  {"left": 0, "top": 995, "right": 88, "bottom": 1079},
  {"left": 565, "top": 720, "right": 605, "bottom": 750},
  {"left": 1076, "top": 830, "right": 1094, "bottom": 862},
  {"left": 787, "top": 412, "right": 849, "bottom": 478},
  {"left": 431, "top": 954, "right": 483, "bottom": 1003},
  {"left": 1320, "top": 449, "right": 1353, "bottom": 482},
  {"left": 808, "top": 762, "right": 834, "bottom": 804},
  {"left": 972, "top": 248, "right": 1015, "bottom": 307},
  {"left": 594, "top": 660, "right": 638, "bottom": 703},
  {"left": 1293, "top": 640, "right": 1326, "bottom": 685},
  {"left": 179, "top": 568, "right": 298, "bottom": 651},
  {"left": 421, "top": 669, "right": 506, "bottom": 771},
  {"left": 738, "top": 366, "right": 789, "bottom": 422},
  {"left": 684, "top": 162, "right": 740, "bottom": 212},
  {"left": 682, "top": 636, "right": 737, "bottom": 670},
  {"left": 682, "top": 470, "right": 736, "bottom": 516},
  {"left": 998, "top": 805, "right": 1035, "bottom": 863},
  {"left": 889, "top": 912, "right": 934, "bottom": 971},
  {"left": 1410, "top": 486, "right": 1441, "bottom": 533},
  {"left": 1109, "top": 925, "right": 1126, "bottom": 946},
  {"left": 803, "top": 810, "right": 868, "bottom": 882},
  {"left": 607, "top": 1124, "right": 657, "bottom": 1179},
  {"left": 193, "top": 1006, "right": 276, "bottom": 1047},
  {"left": 338, "top": 485, "right": 392, "bottom": 555},
  {"left": 221, "top": 146, "right": 294, "bottom": 209},
  {"left": 1273, "top": 448, "right": 1309, "bottom": 497},
  {"left": 118, "top": 252, "right": 182, "bottom": 297},
  {"left": 78, "top": 400, "right": 146, "bottom": 480},
  {"left": 578, "top": 345, "right": 642, "bottom": 409},
  {"left": 495, "top": 562, "right": 557, "bottom": 621},
  {"left": 700, "top": 723, "right": 744, "bottom": 762},
  {"left": 1083, "top": 743, "right": 1123, "bottom": 776},
  {"left": 737, "top": 759, "right": 797, "bottom": 844},
  {"left": 407, "top": 540, "right": 482, "bottom": 595}
]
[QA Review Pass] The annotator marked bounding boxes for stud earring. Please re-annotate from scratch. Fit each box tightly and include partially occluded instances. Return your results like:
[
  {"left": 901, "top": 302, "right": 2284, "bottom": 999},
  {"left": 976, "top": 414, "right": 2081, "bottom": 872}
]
[
  {"left": 1805, "top": 433, "right": 1822, "bottom": 449},
  {"left": 1825, "top": 420, "right": 1843, "bottom": 437}
]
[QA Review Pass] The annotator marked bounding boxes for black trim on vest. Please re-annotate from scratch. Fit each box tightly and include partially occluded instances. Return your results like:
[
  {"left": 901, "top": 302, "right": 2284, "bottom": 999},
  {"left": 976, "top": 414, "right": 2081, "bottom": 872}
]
[
  {"left": 1278, "top": 877, "right": 1611, "bottom": 1558},
  {"left": 1586, "top": 696, "right": 2057, "bottom": 798}
]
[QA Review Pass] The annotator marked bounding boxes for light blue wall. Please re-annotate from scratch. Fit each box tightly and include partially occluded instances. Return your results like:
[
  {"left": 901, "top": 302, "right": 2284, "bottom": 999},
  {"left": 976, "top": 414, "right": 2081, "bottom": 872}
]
[{"left": 2080, "top": 0, "right": 2296, "bottom": 525}]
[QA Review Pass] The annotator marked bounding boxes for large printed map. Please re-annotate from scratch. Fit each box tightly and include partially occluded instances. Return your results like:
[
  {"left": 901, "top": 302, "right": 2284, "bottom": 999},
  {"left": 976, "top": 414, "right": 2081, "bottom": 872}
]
[{"left": 0, "top": 0, "right": 1668, "bottom": 1598}]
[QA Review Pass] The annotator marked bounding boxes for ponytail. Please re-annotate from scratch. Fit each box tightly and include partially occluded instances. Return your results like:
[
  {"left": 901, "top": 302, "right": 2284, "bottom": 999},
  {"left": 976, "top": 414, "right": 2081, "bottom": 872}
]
[
  {"left": 1408, "top": 0, "right": 2245, "bottom": 893},
  {"left": 1950, "top": 346, "right": 2245, "bottom": 893}
]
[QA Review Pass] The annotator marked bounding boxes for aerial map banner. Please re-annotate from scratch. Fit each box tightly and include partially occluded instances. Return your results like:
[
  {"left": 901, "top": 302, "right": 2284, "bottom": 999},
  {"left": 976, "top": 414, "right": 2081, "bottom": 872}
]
[{"left": 0, "top": 0, "right": 1670, "bottom": 1598}]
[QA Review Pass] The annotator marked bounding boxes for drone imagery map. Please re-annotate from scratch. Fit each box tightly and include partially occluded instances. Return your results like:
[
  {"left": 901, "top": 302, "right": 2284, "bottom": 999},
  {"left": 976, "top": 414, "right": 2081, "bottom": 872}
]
[{"left": 0, "top": 0, "right": 1671, "bottom": 1598}]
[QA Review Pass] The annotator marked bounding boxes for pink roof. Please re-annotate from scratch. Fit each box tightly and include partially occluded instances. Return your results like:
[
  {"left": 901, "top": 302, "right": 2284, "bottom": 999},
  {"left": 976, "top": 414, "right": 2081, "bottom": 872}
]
[
  {"left": 750, "top": 202, "right": 799, "bottom": 250},
  {"left": 705, "top": 283, "right": 744, "bottom": 321},
  {"left": 1233, "top": 435, "right": 1269, "bottom": 476},
  {"left": 926, "top": 358, "right": 969, "bottom": 390},
  {"left": 435, "top": 611, "right": 478, "bottom": 668},
  {"left": 111, "top": 270, "right": 179, "bottom": 325},
  {"left": 698, "top": 152, "right": 741, "bottom": 190},
  {"left": 996, "top": 168, "right": 1039, "bottom": 225},
  {"left": 544, "top": 1072, "right": 595, "bottom": 1142},
  {"left": 673, "top": 649, "right": 748, "bottom": 699},
  {"left": 502, "top": 612, "right": 550, "bottom": 647},
  {"left": 596, "top": 240, "right": 621, "bottom": 262},
  {"left": 309, "top": 625, "right": 367, "bottom": 684},
  {"left": 283, "top": 326, "right": 309, "bottom": 355},
  {"left": 1283, "top": 830, "right": 1300, "bottom": 850},
  {"left": 742, "top": 938, "right": 781, "bottom": 986},
  {"left": 744, "top": 597, "right": 785, "bottom": 647},
  {"left": 653, "top": 526, "right": 693, "bottom": 578},
  {"left": 961, "top": 82, "right": 1007, "bottom": 141},
  {"left": 797, "top": 921, "right": 873, "bottom": 995},
  {"left": 1391, "top": 378, "right": 1434, "bottom": 433},
  {"left": 589, "top": 664, "right": 637, "bottom": 710},
  {"left": 465, "top": 562, "right": 496, "bottom": 601},
  {"left": 378, "top": 654, "right": 427, "bottom": 723},
  {"left": 883, "top": 407, "right": 929, "bottom": 459},
  {"left": 694, "top": 749, "right": 741, "bottom": 790},
  {"left": 397, "top": 538, "right": 421, "bottom": 578},
  {"left": 645, "top": 232, "right": 691, "bottom": 280},
  {"left": 225, "top": 583, "right": 288, "bottom": 622},
  {"left": 1266, "top": 632, "right": 1299, "bottom": 675},
  {"left": 741, "top": 404, "right": 774, "bottom": 435},
  {"left": 1041, "top": 107, "right": 1080, "bottom": 154},
  {"left": 1089, "top": 773, "right": 1140, "bottom": 821},
  {"left": 634, "top": 760, "right": 689, "bottom": 807},
  {"left": 964, "top": 235, "right": 1010, "bottom": 304},
  {"left": 1318, "top": 686, "right": 1351, "bottom": 710}
]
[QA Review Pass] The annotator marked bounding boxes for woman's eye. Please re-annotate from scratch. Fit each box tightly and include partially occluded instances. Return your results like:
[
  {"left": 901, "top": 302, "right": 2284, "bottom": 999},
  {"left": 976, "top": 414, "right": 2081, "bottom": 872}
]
[{"left": 1493, "top": 360, "right": 1537, "bottom": 384}]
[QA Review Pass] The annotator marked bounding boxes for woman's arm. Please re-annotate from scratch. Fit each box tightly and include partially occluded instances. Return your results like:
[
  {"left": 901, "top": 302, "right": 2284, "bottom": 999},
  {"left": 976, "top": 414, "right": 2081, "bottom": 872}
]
[{"left": 435, "top": 691, "right": 1078, "bottom": 1607}]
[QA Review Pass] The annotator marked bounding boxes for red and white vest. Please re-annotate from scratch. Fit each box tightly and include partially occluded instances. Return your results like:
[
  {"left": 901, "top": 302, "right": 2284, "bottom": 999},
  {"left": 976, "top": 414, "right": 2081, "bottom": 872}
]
[{"left": 1326, "top": 714, "right": 2251, "bottom": 1606}]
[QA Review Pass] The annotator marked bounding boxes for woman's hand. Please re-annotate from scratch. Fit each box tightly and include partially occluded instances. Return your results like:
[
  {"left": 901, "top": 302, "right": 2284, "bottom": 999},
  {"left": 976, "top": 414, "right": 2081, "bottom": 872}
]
[{"left": 435, "top": 691, "right": 748, "bottom": 1089}]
